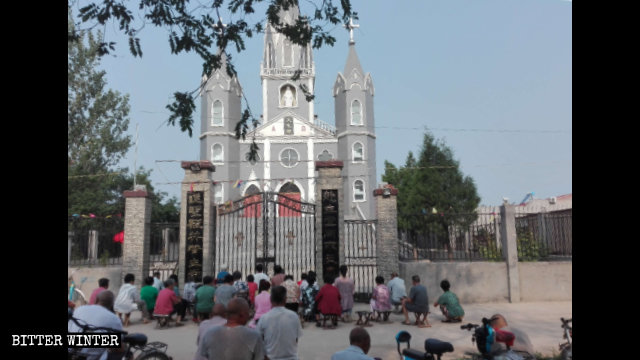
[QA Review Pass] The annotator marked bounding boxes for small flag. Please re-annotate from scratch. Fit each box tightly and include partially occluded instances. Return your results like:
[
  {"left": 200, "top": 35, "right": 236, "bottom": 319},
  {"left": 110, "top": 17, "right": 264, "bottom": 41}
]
[
  {"left": 190, "top": 182, "right": 194, "bottom": 192},
  {"left": 72, "top": 214, "right": 79, "bottom": 218},
  {"left": 106, "top": 215, "right": 112, "bottom": 219},
  {"left": 432, "top": 207, "right": 437, "bottom": 214},
  {"left": 233, "top": 180, "right": 243, "bottom": 189},
  {"left": 89, "top": 213, "right": 96, "bottom": 218}
]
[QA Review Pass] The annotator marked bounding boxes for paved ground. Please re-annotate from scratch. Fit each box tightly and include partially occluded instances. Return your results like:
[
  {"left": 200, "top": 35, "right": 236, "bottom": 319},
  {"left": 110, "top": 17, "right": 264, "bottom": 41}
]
[{"left": 124, "top": 301, "right": 571, "bottom": 360}]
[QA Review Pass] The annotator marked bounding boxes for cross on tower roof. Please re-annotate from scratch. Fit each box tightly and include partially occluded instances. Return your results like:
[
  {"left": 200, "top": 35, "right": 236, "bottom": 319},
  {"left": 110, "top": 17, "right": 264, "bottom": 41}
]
[{"left": 343, "top": 17, "right": 360, "bottom": 44}]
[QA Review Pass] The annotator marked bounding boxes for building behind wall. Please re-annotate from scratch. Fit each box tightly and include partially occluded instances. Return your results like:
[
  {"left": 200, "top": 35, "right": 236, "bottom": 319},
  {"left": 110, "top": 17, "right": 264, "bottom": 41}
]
[{"left": 198, "top": 3, "right": 377, "bottom": 220}]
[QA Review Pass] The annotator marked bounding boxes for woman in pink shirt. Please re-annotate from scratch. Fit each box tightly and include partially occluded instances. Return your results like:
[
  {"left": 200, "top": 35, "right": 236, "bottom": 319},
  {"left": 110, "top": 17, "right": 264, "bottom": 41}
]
[{"left": 249, "top": 279, "right": 271, "bottom": 328}]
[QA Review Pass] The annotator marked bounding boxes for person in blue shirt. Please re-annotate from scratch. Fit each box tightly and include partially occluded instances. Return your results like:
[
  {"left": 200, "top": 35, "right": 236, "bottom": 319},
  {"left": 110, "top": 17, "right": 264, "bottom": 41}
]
[
  {"left": 331, "top": 327, "right": 375, "bottom": 360},
  {"left": 216, "top": 264, "right": 230, "bottom": 284}
]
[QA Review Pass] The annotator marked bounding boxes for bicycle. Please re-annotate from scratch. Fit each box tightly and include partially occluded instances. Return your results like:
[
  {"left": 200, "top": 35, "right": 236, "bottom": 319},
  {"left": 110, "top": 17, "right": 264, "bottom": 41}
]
[
  {"left": 395, "top": 330, "right": 454, "bottom": 360},
  {"left": 559, "top": 318, "right": 572, "bottom": 360},
  {"left": 68, "top": 307, "right": 172, "bottom": 360},
  {"left": 460, "top": 319, "right": 535, "bottom": 360}
]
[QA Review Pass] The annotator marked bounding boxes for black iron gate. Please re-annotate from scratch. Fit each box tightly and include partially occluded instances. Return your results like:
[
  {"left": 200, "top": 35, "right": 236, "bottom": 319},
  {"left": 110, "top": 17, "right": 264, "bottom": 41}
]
[
  {"left": 344, "top": 219, "right": 377, "bottom": 302},
  {"left": 215, "top": 192, "right": 316, "bottom": 281}
]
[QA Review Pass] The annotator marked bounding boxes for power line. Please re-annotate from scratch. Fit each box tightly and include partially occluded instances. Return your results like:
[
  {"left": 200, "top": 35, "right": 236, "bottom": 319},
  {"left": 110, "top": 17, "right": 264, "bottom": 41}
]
[{"left": 137, "top": 110, "right": 570, "bottom": 134}]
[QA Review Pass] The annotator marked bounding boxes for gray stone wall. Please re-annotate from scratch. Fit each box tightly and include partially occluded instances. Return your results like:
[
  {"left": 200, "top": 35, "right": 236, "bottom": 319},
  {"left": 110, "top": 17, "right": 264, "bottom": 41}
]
[
  {"left": 400, "top": 261, "right": 510, "bottom": 304},
  {"left": 315, "top": 162, "right": 345, "bottom": 285},
  {"left": 399, "top": 261, "right": 572, "bottom": 304},
  {"left": 122, "top": 190, "right": 152, "bottom": 286},
  {"left": 179, "top": 162, "right": 216, "bottom": 288},
  {"left": 374, "top": 188, "right": 398, "bottom": 279}
]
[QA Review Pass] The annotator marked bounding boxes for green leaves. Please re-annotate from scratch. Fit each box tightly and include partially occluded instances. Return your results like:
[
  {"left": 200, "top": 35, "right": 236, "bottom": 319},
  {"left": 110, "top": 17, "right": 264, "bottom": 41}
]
[{"left": 166, "top": 92, "right": 196, "bottom": 137}]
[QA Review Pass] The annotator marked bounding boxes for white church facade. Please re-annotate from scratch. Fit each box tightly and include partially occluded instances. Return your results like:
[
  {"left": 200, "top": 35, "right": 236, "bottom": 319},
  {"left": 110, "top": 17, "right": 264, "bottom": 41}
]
[{"left": 198, "top": 5, "right": 377, "bottom": 220}]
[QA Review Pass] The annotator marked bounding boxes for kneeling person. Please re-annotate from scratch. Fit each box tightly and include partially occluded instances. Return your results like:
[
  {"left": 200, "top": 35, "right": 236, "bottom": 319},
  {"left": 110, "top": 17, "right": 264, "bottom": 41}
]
[
  {"left": 154, "top": 279, "right": 185, "bottom": 325},
  {"left": 433, "top": 279, "right": 464, "bottom": 323}
]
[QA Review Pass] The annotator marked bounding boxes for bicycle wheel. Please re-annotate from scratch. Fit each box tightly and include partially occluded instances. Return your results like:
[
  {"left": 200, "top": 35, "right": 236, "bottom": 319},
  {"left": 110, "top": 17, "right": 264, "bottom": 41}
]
[
  {"left": 561, "top": 346, "right": 572, "bottom": 360},
  {"left": 74, "top": 289, "right": 88, "bottom": 306},
  {"left": 135, "top": 351, "right": 171, "bottom": 360}
]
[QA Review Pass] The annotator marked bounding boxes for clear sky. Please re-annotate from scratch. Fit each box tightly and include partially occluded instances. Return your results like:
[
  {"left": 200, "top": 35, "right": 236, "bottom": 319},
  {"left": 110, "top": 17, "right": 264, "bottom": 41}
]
[{"left": 80, "top": 0, "right": 572, "bottom": 206}]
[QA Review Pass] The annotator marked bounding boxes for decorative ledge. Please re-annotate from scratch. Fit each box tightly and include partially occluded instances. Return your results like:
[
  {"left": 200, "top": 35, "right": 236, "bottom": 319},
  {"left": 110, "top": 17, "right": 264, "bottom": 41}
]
[
  {"left": 181, "top": 161, "right": 216, "bottom": 172},
  {"left": 315, "top": 160, "right": 344, "bottom": 170},
  {"left": 373, "top": 184, "right": 398, "bottom": 197}
]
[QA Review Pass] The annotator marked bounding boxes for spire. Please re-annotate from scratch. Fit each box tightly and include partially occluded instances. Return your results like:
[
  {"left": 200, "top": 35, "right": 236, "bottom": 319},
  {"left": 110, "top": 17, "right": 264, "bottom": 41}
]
[{"left": 343, "top": 42, "right": 364, "bottom": 78}]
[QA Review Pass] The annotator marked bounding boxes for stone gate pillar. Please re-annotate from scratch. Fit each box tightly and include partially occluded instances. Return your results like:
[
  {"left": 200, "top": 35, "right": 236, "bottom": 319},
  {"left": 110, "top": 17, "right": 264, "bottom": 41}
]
[
  {"left": 122, "top": 188, "right": 152, "bottom": 286},
  {"left": 500, "top": 202, "right": 521, "bottom": 303},
  {"left": 374, "top": 185, "right": 400, "bottom": 279},
  {"left": 315, "top": 161, "right": 344, "bottom": 285},
  {"left": 179, "top": 161, "right": 215, "bottom": 286}
]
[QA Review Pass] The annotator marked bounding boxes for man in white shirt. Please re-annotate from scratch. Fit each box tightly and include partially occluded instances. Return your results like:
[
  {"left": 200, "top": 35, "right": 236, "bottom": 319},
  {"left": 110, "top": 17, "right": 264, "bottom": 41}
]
[
  {"left": 253, "top": 264, "right": 270, "bottom": 287},
  {"left": 257, "top": 286, "right": 302, "bottom": 360},
  {"left": 114, "top": 273, "right": 149, "bottom": 326},
  {"left": 68, "top": 291, "right": 126, "bottom": 360},
  {"left": 387, "top": 272, "right": 407, "bottom": 312},
  {"left": 152, "top": 272, "right": 164, "bottom": 291}
]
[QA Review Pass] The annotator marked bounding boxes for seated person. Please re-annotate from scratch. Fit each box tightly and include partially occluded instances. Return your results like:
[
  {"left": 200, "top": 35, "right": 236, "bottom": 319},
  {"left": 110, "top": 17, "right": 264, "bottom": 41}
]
[
  {"left": 489, "top": 314, "right": 535, "bottom": 357},
  {"left": 283, "top": 275, "right": 301, "bottom": 313},
  {"left": 196, "top": 303, "right": 227, "bottom": 358},
  {"left": 387, "top": 272, "right": 407, "bottom": 312},
  {"left": 195, "top": 276, "right": 216, "bottom": 320},
  {"left": 315, "top": 275, "right": 342, "bottom": 327},
  {"left": 249, "top": 279, "right": 272, "bottom": 328},
  {"left": 232, "top": 271, "right": 249, "bottom": 301},
  {"left": 216, "top": 264, "right": 230, "bottom": 283},
  {"left": 401, "top": 275, "right": 430, "bottom": 327},
  {"left": 114, "top": 273, "right": 150, "bottom": 326},
  {"left": 183, "top": 276, "right": 198, "bottom": 318},
  {"left": 301, "top": 273, "right": 319, "bottom": 321},
  {"left": 68, "top": 291, "right": 126, "bottom": 360},
  {"left": 370, "top": 276, "right": 392, "bottom": 314},
  {"left": 214, "top": 274, "right": 237, "bottom": 307},
  {"left": 140, "top": 276, "right": 159, "bottom": 316},
  {"left": 247, "top": 274, "right": 258, "bottom": 308},
  {"left": 154, "top": 279, "right": 185, "bottom": 326},
  {"left": 433, "top": 279, "right": 464, "bottom": 323}
]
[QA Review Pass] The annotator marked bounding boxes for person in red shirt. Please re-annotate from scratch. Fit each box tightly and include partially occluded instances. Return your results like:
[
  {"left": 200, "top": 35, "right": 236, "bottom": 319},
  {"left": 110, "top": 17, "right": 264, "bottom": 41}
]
[
  {"left": 247, "top": 274, "right": 258, "bottom": 308},
  {"left": 154, "top": 279, "right": 185, "bottom": 326},
  {"left": 315, "top": 275, "right": 342, "bottom": 328},
  {"left": 88, "top": 278, "right": 109, "bottom": 305}
]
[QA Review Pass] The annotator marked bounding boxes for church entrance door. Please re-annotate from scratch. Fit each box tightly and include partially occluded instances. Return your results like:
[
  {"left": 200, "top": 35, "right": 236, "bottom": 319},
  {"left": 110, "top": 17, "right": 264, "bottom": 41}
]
[{"left": 214, "top": 192, "right": 316, "bottom": 280}]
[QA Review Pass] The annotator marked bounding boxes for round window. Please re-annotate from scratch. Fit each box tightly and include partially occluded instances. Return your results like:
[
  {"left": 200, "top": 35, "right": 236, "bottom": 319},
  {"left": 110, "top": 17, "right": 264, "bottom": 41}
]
[{"left": 280, "top": 148, "right": 299, "bottom": 167}]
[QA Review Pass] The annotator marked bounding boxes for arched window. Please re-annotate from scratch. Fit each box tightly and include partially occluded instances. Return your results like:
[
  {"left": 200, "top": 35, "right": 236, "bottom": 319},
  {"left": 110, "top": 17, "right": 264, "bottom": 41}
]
[
  {"left": 352, "top": 142, "right": 364, "bottom": 162},
  {"left": 278, "top": 182, "right": 301, "bottom": 217},
  {"left": 280, "top": 85, "right": 297, "bottom": 107},
  {"left": 243, "top": 184, "right": 262, "bottom": 218},
  {"left": 353, "top": 180, "right": 365, "bottom": 202},
  {"left": 351, "top": 100, "right": 362, "bottom": 125},
  {"left": 211, "top": 144, "right": 224, "bottom": 164},
  {"left": 214, "top": 183, "right": 224, "bottom": 204},
  {"left": 212, "top": 100, "right": 223, "bottom": 126}
]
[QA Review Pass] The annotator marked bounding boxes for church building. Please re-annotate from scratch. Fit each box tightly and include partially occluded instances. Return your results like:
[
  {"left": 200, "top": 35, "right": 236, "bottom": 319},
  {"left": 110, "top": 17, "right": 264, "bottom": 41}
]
[{"left": 198, "top": 4, "right": 377, "bottom": 220}]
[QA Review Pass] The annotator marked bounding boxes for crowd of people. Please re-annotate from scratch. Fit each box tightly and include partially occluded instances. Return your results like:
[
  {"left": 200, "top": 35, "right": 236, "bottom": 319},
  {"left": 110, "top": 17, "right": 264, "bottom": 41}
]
[{"left": 68, "top": 265, "right": 477, "bottom": 360}]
